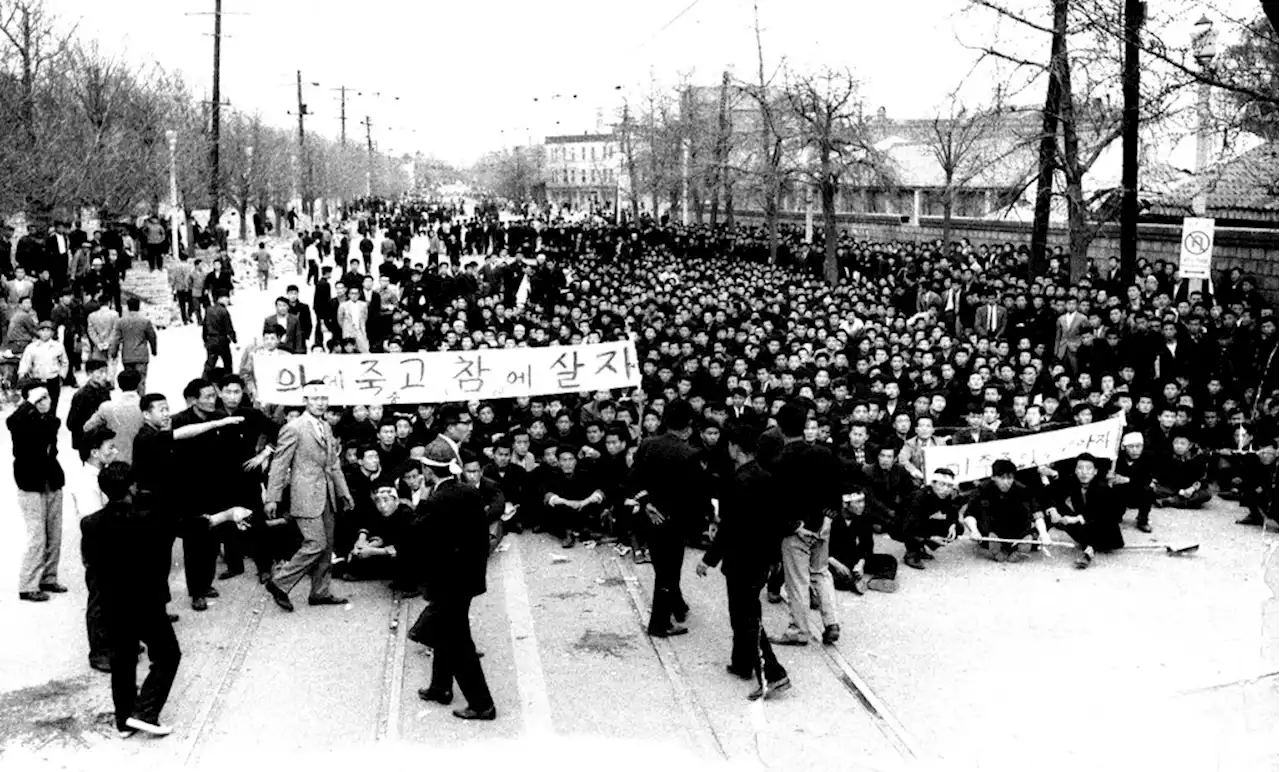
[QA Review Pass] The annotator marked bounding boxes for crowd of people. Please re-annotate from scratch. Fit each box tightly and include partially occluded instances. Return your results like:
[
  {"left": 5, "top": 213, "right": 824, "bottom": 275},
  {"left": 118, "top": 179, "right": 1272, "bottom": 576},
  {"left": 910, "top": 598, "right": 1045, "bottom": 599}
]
[{"left": 5, "top": 195, "right": 1278, "bottom": 738}]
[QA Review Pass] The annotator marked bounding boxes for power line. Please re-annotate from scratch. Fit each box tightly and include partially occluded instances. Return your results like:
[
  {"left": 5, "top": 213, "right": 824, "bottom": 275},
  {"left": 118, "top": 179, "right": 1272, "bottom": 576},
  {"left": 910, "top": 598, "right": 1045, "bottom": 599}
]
[{"left": 639, "top": 0, "right": 707, "bottom": 47}]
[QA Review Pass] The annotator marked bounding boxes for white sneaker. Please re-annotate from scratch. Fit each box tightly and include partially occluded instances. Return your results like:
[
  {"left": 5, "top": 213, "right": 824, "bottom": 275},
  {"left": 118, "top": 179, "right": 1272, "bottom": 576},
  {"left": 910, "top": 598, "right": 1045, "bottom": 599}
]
[{"left": 125, "top": 717, "right": 172, "bottom": 736}]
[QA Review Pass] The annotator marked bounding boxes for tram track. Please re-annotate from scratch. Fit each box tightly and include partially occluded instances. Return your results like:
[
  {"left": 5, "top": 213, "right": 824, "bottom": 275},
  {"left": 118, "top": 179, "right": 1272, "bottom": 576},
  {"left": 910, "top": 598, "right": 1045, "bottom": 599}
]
[{"left": 603, "top": 548, "right": 926, "bottom": 768}]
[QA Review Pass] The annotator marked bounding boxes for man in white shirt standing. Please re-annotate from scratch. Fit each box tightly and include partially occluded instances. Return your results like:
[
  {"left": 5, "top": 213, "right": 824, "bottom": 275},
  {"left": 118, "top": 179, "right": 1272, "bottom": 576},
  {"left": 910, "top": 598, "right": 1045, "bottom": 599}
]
[
  {"left": 69, "top": 426, "right": 118, "bottom": 673},
  {"left": 18, "top": 320, "right": 69, "bottom": 414}
]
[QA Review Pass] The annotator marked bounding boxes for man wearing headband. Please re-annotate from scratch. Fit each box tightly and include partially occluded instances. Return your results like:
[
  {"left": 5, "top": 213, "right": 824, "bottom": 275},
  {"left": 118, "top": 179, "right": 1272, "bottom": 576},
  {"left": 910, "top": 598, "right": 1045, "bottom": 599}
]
[
  {"left": 899, "top": 467, "right": 962, "bottom": 570},
  {"left": 262, "top": 380, "right": 356, "bottom": 612},
  {"left": 1110, "top": 431, "right": 1155, "bottom": 533},
  {"left": 411, "top": 438, "right": 496, "bottom": 721}
]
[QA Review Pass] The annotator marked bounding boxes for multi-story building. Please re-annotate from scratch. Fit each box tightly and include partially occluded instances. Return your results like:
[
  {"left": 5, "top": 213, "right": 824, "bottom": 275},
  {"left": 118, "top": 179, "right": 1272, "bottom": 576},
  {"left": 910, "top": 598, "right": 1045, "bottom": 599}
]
[{"left": 543, "top": 133, "right": 622, "bottom": 214}]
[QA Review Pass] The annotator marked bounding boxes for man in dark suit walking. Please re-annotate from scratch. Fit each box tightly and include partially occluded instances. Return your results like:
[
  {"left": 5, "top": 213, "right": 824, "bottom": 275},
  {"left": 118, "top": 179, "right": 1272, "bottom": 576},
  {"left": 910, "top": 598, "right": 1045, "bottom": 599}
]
[
  {"left": 697, "top": 422, "right": 792, "bottom": 700},
  {"left": 630, "top": 401, "right": 711, "bottom": 637},
  {"left": 82, "top": 461, "right": 250, "bottom": 737},
  {"left": 414, "top": 441, "right": 496, "bottom": 721},
  {"left": 284, "top": 285, "right": 313, "bottom": 350},
  {"left": 262, "top": 381, "right": 356, "bottom": 611},
  {"left": 202, "top": 291, "right": 236, "bottom": 380}
]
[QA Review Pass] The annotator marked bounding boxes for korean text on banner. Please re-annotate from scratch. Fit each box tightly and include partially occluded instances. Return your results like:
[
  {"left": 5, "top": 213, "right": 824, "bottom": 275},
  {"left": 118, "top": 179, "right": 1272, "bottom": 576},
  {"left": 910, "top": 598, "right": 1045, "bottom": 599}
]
[
  {"left": 1178, "top": 217, "right": 1215, "bottom": 280},
  {"left": 923, "top": 416, "right": 1125, "bottom": 485},
  {"left": 254, "top": 341, "right": 641, "bottom": 405}
]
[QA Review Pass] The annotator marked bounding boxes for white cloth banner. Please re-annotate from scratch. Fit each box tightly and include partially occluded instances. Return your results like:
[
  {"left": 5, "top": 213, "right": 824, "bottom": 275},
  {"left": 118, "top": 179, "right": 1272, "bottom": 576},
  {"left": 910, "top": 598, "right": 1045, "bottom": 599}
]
[
  {"left": 254, "top": 341, "right": 640, "bottom": 405},
  {"left": 923, "top": 416, "right": 1125, "bottom": 484}
]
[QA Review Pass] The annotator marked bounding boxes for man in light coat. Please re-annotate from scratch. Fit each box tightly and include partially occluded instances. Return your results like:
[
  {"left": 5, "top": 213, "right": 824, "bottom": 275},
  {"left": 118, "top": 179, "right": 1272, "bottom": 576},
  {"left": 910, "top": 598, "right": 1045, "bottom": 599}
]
[{"left": 262, "top": 381, "right": 355, "bottom": 612}]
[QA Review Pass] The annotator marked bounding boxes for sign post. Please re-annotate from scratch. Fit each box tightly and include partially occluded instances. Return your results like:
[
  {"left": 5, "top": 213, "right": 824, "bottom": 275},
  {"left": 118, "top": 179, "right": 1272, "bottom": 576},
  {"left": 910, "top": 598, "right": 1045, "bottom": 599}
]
[{"left": 1178, "top": 216, "right": 1215, "bottom": 290}]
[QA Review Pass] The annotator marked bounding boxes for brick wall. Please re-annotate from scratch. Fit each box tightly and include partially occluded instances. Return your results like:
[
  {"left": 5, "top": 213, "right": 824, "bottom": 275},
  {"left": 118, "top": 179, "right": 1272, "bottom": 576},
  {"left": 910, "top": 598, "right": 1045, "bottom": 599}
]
[{"left": 733, "top": 211, "right": 1279, "bottom": 305}]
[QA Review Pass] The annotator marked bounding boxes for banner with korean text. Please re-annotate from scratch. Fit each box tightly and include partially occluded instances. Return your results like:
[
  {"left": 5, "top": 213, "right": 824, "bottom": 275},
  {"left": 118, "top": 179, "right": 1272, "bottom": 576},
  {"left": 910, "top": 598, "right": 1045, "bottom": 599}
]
[
  {"left": 923, "top": 416, "right": 1124, "bottom": 485},
  {"left": 254, "top": 341, "right": 641, "bottom": 405}
]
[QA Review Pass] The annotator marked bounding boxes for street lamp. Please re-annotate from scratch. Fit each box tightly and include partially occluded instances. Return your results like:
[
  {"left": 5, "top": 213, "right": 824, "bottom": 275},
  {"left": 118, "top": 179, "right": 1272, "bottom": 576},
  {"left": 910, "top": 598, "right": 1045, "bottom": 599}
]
[
  {"left": 1191, "top": 15, "right": 1218, "bottom": 217},
  {"left": 244, "top": 145, "right": 254, "bottom": 239},
  {"left": 166, "top": 129, "right": 180, "bottom": 266}
]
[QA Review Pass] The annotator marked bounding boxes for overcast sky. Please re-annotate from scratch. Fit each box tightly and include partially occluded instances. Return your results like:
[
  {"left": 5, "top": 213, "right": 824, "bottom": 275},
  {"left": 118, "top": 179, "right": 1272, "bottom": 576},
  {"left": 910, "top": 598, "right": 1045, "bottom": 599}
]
[{"left": 48, "top": 0, "right": 1261, "bottom": 166}]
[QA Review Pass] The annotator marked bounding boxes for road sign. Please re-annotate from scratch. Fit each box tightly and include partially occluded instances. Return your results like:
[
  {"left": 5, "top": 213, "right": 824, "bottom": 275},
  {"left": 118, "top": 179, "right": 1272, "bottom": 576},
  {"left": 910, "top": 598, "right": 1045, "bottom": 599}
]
[{"left": 1178, "top": 217, "right": 1215, "bottom": 280}]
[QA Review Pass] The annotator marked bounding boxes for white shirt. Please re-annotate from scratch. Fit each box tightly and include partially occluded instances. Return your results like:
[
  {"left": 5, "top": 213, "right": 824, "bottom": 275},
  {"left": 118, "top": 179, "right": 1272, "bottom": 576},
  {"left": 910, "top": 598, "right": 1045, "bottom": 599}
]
[{"left": 67, "top": 463, "right": 109, "bottom": 519}]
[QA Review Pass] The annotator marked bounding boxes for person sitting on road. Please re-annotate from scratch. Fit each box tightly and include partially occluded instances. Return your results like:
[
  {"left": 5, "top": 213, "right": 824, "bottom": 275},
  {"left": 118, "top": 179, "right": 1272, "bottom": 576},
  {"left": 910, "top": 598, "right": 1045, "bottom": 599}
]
[
  {"left": 829, "top": 487, "right": 898, "bottom": 593},
  {"left": 1109, "top": 432, "right": 1156, "bottom": 533},
  {"left": 541, "top": 444, "right": 606, "bottom": 549},
  {"left": 1234, "top": 436, "right": 1278, "bottom": 530},
  {"left": 900, "top": 468, "right": 963, "bottom": 570},
  {"left": 1051, "top": 453, "right": 1124, "bottom": 570},
  {"left": 1152, "top": 430, "right": 1212, "bottom": 509},
  {"left": 345, "top": 482, "right": 417, "bottom": 591},
  {"left": 961, "top": 458, "right": 1052, "bottom": 563}
]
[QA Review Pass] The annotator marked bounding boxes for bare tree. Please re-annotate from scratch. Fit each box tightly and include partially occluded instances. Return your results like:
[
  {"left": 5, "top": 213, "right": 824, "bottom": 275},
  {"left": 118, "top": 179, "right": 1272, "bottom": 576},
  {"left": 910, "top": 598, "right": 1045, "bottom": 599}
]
[
  {"left": 965, "top": 0, "right": 1188, "bottom": 278},
  {"left": 738, "top": 0, "right": 790, "bottom": 263},
  {"left": 785, "top": 66, "right": 892, "bottom": 286},
  {"left": 616, "top": 99, "right": 642, "bottom": 222},
  {"left": 927, "top": 88, "right": 1007, "bottom": 250}
]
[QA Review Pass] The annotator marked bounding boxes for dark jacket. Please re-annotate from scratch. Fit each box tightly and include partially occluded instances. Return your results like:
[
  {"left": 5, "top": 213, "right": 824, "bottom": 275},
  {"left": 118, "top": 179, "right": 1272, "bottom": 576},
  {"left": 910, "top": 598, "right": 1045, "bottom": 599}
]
[
  {"left": 67, "top": 380, "right": 112, "bottom": 450},
  {"left": 421, "top": 479, "right": 490, "bottom": 600},
  {"left": 7, "top": 401, "right": 65, "bottom": 491},
  {"left": 771, "top": 439, "right": 843, "bottom": 532},
  {"left": 81, "top": 493, "right": 189, "bottom": 612},
  {"left": 968, "top": 479, "right": 1037, "bottom": 538},
  {"left": 701, "top": 460, "right": 783, "bottom": 577},
  {"left": 630, "top": 431, "right": 712, "bottom": 531},
  {"left": 203, "top": 302, "right": 237, "bottom": 348}
]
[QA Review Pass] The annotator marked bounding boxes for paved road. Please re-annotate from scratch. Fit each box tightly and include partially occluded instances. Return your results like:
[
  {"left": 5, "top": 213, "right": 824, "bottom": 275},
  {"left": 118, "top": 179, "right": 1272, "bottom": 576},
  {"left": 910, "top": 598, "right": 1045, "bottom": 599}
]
[{"left": 0, "top": 243, "right": 1275, "bottom": 772}]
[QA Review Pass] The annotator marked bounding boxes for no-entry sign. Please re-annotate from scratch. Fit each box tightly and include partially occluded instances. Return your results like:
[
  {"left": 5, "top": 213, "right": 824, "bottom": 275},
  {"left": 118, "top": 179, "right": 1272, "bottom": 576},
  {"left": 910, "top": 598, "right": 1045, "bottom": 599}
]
[{"left": 1178, "top": 217, "right": 1215, "bottom": 280}]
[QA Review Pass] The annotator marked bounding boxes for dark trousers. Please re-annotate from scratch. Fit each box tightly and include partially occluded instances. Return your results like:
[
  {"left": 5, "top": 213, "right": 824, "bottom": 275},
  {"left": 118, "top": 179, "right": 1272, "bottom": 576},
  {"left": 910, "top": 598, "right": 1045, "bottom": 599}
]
[
  {"left": 428, "top": 596, "right": 494, "bottom": 710},
  {"left": 108, "top": 604, "right": 181, "bottom": 731},
  {"left": 176, "top": 291, "right": 193, "bottom": 325},
  {"left": 146, "top": 244, "right": 165, "bottom": 272},
  {"left": 1114, "top": 483, "right": 1154, "bottom": 524},
  {"left": 183, "top": 522, "right": 218, "bottom": 599},
  {"left": 203, "top": 344, "right": 233, "bottom": 381},
  {"left": 216, "top": 520, "right": 245, "bottom": 575},
  {"left": 85, "top": 569, "right": 110, "bottom": 665},
  {"left": 43, "top": 376, "right": 62, "bottom": 415},
  {"left": 725, "top": 572, "right": 786, "bottom": 684},
  {"left": 833, "top": 554, "right": 898, "bottom": 589},
  {"left": 646, "top": 536, "right": 688, "bottom": 634},
  {"left": 766, "top": 561, "right": 784, "bottom": 595}
]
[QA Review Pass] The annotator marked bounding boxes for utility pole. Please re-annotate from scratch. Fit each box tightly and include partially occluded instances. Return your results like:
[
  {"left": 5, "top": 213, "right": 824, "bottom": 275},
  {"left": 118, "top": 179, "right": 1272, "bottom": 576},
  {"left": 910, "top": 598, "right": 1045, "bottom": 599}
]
[
  {"left": 1119, "top": 0, "right": 1143, "bottom": 287},
  {"left": 210, "top": 0, "right": 222, "bottom": 220},
  {"left": 185, "top": 1, "right": 243, "bottom": 220},
  {"left": 339, "top": 85, "right": 347, "bottom": 147},
  {"left": 296, "top": 70, "right": 307, "bottom": 209},
  {"left": 364, "top": 116, "right": 374, "bottom": 197}
]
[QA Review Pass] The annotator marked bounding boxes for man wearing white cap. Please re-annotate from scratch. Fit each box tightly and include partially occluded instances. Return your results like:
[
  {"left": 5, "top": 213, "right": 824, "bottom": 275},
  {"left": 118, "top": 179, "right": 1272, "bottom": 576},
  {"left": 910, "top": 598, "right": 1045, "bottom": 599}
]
[{"left": 263, "top": 380, "right": 355, "bottom": 612}]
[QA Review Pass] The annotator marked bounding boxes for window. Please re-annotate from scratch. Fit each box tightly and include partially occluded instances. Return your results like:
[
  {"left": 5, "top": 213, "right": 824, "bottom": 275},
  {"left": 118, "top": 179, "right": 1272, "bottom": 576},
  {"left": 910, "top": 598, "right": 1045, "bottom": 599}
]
[{"left": 591, "top": 147, "right": 597, "bottom": 162}]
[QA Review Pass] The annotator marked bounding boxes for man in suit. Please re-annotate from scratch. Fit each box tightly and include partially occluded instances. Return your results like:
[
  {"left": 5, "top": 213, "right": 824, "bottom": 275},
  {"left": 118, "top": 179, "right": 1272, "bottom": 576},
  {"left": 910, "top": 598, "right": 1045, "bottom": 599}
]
[
  {"left": 264, "top": 296, "right": 305, "bottom": 355},
  {"left": 202, "top": 291, "right": 237, "bottom": 380},
  {"left": 1054, "top": 297, "right": 1088, "bottom": 374},
  {"left": 973, "top": 290, "right": 1008, "bottom": 341},
  {"left": 262, "top": 381, "right": 356, "bottom": 612},
  {"left": 310, "top": 272, "right": 331, "bottom": 349},
  {"left": 696, "top": 422, "right": 791, "bottom": 701},
  {"left": 117, "top": 299, "right": 157, "bottom": 393},
  {"left": 630, "top": 401, "right": 712, "bottom": 637},
  {"left": 284, "top": 284, "right": 313, "bottom": 350},
  {"left": 414, "top": 443, "right": 496, "bottom": 721}
]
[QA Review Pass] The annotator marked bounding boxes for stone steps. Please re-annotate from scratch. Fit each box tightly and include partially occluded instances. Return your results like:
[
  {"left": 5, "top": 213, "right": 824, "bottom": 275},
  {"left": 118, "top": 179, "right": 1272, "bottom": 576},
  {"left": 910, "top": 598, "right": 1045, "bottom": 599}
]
[{"left": 119, "top": 268, "right": 176, "bottom": 329}]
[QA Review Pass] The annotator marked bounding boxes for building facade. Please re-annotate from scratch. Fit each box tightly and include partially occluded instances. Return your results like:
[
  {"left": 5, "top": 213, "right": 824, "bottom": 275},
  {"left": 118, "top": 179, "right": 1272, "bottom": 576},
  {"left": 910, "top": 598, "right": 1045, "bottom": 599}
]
[{"left": 543, "top": 133, "right": 621, "bottom": 214}]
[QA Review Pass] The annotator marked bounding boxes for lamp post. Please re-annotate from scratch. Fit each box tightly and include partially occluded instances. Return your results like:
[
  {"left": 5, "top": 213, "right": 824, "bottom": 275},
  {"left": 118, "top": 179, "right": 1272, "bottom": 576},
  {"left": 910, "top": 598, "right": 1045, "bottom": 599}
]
[
  {"left": 1191, "top": 15, "right": 1218, "bottom": 218},
  {"left": 244, "top": 145, "right": 254, "bottom": 240},
  {"left": 166, "top": 129, "right": 181, "bottom": 266}
]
